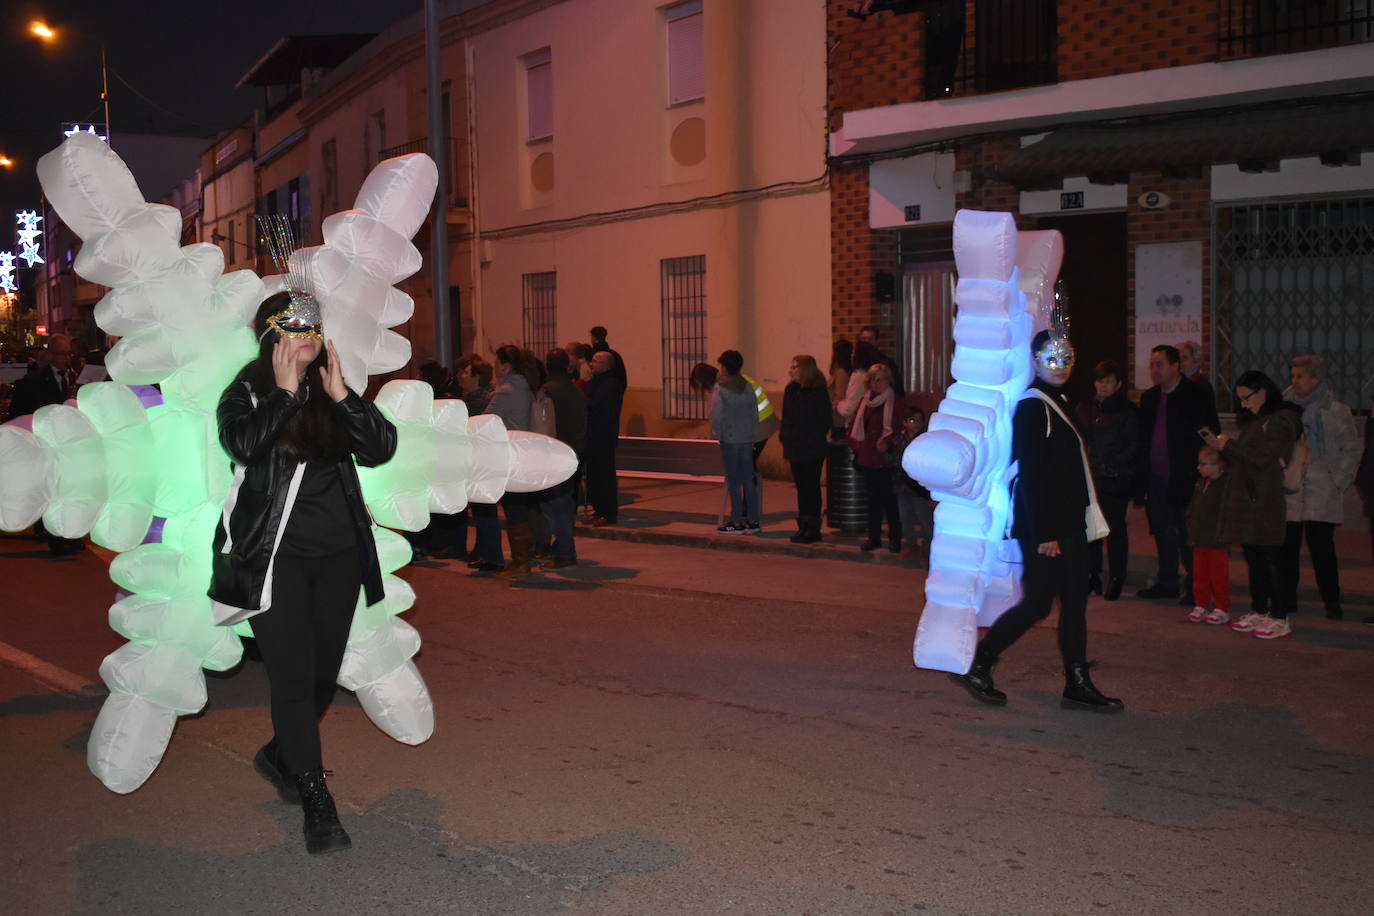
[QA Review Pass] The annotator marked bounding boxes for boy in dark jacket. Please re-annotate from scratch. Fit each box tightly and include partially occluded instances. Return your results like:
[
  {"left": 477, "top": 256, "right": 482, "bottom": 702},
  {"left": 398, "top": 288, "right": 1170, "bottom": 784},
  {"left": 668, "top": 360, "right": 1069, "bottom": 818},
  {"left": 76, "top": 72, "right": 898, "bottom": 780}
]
[{"left": 1186, "top": 446, "right": 1231, "bottom": 624}]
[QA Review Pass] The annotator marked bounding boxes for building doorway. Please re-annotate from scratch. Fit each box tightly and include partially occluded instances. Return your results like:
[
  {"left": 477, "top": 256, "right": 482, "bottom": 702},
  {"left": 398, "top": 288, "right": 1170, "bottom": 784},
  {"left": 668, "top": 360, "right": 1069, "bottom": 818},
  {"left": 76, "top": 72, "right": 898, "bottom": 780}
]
[{"left": 1036, "top": 211, "right": 1128, "bottom": 401}]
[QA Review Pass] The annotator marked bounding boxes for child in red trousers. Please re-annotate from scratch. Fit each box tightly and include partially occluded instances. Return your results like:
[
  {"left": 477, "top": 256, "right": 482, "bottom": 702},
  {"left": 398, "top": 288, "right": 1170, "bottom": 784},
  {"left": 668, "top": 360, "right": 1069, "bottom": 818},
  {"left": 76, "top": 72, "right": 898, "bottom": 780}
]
[{"left": 1186, "top": 447, "right": 1232, "bottom": 624}]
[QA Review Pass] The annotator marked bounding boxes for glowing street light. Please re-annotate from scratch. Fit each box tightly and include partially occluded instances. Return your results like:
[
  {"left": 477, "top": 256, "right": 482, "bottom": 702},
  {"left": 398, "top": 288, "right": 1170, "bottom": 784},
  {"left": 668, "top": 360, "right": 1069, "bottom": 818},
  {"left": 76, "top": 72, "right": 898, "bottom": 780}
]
[
  {"left": 30, "top": 21, "right": 57, "bottom": 41},
  {"left": 0, "top": 155, "right": 13, "bottom": 168}
]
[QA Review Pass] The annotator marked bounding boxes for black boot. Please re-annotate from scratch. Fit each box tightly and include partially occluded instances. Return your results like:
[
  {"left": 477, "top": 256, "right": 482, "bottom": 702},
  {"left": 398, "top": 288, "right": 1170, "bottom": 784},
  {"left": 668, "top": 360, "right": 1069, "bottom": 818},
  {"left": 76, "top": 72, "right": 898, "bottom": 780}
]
[
  {"left": 796, "top": 515, "right": 822, "bottom": 544},
  {"left": 1087, "top": 573, "right": 1103, "bottom": 596},
  {"left": 1061, "top": 662, "right": 1124, "bottom": 713},
  {"left": 789, "top": 517, "right": 806, "bottom": 543},
  {"left": 949, "top": 651, "right": 1007, "bottom": 706},
  {"left": 254, "top": 740, "right": 299, "bottom": 804},
  {"left": 1103, "top": 577, "right": 1124, "bottom": 601},
  {"left": 296, "top": 769, "right": 352, "bottom": 855}
]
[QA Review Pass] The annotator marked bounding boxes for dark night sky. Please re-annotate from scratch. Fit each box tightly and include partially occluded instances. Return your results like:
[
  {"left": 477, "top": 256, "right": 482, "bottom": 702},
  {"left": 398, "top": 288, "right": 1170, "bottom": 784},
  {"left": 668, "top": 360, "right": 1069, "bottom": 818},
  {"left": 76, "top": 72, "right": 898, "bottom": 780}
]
[{"left": 0, "top": 0, "right": 416, "bottom": 216}]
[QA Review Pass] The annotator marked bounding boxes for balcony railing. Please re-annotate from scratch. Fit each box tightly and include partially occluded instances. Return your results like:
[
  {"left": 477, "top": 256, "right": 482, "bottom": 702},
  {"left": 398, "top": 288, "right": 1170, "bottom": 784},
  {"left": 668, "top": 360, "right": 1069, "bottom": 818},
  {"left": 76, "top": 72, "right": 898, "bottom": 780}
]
[
  {"left": 1219, "top": 0, "right": 1374, "bottom": 59},
  {"left": 924, "top": 0, "right": 1058, "bottom": 100},
  {"left": 378, "top": 136, "right": 469, "bottom": 208}
]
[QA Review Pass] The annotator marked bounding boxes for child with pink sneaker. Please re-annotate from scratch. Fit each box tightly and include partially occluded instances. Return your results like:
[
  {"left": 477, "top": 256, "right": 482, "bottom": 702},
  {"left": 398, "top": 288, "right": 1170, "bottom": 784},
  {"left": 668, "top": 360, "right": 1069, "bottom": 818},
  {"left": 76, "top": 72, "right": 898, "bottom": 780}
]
[{"left": 1186, "top": 446, "right": 1232, "bottom": 624}]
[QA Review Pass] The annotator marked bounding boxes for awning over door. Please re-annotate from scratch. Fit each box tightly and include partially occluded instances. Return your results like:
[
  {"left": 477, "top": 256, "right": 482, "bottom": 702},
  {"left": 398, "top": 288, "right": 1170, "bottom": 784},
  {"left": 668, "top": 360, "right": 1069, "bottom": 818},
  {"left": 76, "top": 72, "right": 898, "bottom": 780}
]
[{"left": 993, "top": 96, "right": 1374, "bottom": 190}]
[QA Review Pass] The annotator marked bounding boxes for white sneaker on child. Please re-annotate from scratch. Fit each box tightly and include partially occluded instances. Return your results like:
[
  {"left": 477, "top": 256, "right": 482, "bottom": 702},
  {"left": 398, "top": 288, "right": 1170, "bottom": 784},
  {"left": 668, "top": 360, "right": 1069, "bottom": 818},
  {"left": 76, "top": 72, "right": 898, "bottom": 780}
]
[
  {"left": 1203, "top": 608, "right": 1231, "bottom": 625},
  {"left": 1187, "top": 606, "right": 1208, "bottom": 623},
  {"left": 1231, "top": 612, "right": 1268, "bottom": 633},
  {"left": 1253, "top": 617, "right": 1292, "bottom": 640}
]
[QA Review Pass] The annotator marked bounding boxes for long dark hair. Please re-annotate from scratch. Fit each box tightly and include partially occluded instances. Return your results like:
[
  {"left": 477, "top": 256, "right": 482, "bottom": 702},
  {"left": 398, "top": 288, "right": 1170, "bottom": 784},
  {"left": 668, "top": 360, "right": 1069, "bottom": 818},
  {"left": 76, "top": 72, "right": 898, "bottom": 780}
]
[
  {"left": 853, "top": 340, "right": 881, "bottom": 372},
  {"left": 232, "top": 292, "right": 350, "bottom": 462},
  {"left": 1233, "top": 369, "right": 1285, "bottom": 421},
  {"left": 494, "top": 344, "right": 546, "bottom": 388},
  {"left": 831, "top": 339, "right": 853, "bottom": 374}
]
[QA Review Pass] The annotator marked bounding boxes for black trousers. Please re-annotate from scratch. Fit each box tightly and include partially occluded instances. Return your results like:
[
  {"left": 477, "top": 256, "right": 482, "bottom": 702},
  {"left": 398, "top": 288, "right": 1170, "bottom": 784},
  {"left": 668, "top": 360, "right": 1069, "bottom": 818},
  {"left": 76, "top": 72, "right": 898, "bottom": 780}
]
[
  {"left": 1280, "top": 520, "right": 1341, "bottom": 611},
  {"left": 1089, "top": 491, "right": 1130, "bottom": 583},
  {"left": 250, "top": 548, "right": 362, "bottom": 776},
  {"left": 860, "top": 466, "right": 900, "bottom": 545},
  {"left": 790, "top": 458, "right": 823, "bottom": 518},
  {"left": 1146, "top": 475, "right": 1191, "bottom": 588},
  {"left": 979, "top": 533, "right": 1089, "bottom": 665},
  {"left": 1242, "top": 542, "right": 1293, "bottom": 619},
  {"left": 585, "top": 441, "right": 619, "bottom": 522}
]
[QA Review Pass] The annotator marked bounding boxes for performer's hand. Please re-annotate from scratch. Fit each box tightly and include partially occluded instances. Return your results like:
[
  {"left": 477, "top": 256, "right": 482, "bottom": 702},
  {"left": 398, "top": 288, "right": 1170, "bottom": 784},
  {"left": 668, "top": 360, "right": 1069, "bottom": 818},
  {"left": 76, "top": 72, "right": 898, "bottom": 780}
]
[
  {"left": 272, "top": 337, "right": 297, "bottom": 395},
  {"left": 1038, "top": 540, "right": 1062, "bottom": 557},
  {"left": 321, "top": 340, "right": 348, "bottom": 402}
]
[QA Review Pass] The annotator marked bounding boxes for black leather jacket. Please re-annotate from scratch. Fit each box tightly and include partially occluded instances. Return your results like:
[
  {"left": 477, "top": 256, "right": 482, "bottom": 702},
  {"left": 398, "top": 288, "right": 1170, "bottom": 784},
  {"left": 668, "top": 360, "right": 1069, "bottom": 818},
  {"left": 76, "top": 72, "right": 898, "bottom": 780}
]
[{"left": 208, "top": 381, "right": 397, "bottom": 624}]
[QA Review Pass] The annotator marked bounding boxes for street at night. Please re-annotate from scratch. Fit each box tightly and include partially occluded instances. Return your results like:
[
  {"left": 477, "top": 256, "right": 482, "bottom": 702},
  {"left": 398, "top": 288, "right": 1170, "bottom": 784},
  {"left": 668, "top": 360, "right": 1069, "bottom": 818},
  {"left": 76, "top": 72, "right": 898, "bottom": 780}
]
[
  {"left": 3, "top": 502, "right": 1372, "bottom": 914},
  {"left": 4, "top": 1, "right": 1374, "bottom": 913}
]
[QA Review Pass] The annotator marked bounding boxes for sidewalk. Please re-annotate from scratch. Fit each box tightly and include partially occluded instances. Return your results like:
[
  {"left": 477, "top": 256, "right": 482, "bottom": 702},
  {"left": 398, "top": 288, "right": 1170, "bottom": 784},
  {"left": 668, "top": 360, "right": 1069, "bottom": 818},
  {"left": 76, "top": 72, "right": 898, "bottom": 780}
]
[
  {"left": 576, "top": 475, "right": 921, "bottom": 565},
  {"left": 576, "top": 475, "right": 1374, "bottom": 617}
]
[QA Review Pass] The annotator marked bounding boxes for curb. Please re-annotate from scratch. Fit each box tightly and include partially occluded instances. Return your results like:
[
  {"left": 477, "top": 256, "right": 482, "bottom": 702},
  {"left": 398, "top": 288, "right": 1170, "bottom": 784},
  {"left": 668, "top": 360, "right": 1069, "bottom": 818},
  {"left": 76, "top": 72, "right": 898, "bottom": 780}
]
[{"left": 573, "top": 520, "right": 926, "bottom": 567}]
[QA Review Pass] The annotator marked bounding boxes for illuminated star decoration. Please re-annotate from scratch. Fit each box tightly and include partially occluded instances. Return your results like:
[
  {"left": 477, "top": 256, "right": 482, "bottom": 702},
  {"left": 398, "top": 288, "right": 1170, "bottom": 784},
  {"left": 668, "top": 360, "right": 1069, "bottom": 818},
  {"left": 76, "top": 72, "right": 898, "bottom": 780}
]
[
  {"left": 0, "top": 251, "right": 17, "bottom": 292},
  {"left": 17, "top": 211, "right": 44, "bottom": 267},
  {"left": 63, "top": 124, "right": 108, "bottom": 143}
]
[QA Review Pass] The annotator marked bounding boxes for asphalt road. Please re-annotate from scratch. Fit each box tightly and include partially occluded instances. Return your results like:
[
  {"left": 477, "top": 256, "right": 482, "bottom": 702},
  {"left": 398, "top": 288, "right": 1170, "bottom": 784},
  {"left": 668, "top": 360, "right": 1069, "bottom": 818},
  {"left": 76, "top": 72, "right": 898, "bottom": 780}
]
[{"left": 2, "top": 528, "right": 1372, "bottom": 915}]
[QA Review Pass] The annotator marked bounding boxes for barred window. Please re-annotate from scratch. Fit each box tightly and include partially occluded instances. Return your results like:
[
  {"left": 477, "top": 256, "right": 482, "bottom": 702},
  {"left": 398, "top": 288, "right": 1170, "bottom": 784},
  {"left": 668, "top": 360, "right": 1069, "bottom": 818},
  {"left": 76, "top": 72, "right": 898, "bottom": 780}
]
[
  {"left": 661, "top": 255, "right": 708, "bottom": 419},
  {"left": 522, "top": 271, "right": 557, "bottom": 359}
]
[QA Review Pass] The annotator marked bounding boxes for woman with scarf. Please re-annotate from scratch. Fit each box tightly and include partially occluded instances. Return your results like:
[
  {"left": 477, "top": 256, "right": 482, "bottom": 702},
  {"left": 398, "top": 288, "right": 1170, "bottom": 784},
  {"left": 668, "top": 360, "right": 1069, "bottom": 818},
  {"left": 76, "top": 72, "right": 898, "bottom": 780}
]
[
  {"left": 1279, "top": 355, "right": 1360, "bottom": 619},
  {"left": 848, "top": 362, "right": 904, "bottom": 552},
  {"left": 951, "top": 329, "right": 1123, "bottom": 712}
]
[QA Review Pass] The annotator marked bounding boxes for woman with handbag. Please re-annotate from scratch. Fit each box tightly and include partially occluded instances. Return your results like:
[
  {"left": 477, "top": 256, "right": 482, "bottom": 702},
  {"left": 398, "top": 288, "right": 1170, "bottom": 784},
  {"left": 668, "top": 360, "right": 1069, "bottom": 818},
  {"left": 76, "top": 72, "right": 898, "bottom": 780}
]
[
  {"left": 951, "top": 329, "right": 1124, "bottom": 712},
  {"left": 847, "top": 362, "right": 905, "bottom": 552}
]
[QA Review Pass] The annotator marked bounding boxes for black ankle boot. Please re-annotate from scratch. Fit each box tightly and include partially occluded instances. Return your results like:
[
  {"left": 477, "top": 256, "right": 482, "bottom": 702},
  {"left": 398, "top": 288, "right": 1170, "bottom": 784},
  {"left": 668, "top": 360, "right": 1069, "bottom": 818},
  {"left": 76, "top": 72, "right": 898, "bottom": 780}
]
[
  {"left": 254, "top": 740, "right": 299, "bottom": 804},
  {"left": 1061, "top": 662, "right": 1124, "bottom": 713},
  {"left": 796, "top": 516, "right": 822, "bottom": 544},
  {"left": 789, "top": 517, "right": 806, "bottom": 543},
  {"left": 296, "top": 769, "right": 352, "bottom": 855},
  {"left": 950, "top": 652, "right": 1007, "bottom": 706},
  {"left": 1103, "top": 577, "right": 1123, "bottom": 601},
  {"left": 1087, "top": 573, "right": 1103, "bottom": 596}
]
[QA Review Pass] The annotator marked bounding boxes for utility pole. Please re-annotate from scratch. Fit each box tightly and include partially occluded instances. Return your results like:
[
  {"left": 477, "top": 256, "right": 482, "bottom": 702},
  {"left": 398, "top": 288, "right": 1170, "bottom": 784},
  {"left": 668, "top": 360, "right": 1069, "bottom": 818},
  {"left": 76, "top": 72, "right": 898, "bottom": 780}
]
[{"left": 425, "top": 0, "right": 451, "bottom": 370}]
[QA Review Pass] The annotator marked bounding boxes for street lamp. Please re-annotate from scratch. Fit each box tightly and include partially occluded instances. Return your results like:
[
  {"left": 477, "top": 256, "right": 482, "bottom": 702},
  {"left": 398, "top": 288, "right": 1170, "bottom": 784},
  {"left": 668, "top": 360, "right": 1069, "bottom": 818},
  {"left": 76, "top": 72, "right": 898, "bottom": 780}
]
[
  {"left": 0, "top": 155, "right": 13, "bottom": 168},
  {"left": 27, "top": 20, "right": 111, "bottom": 144}
]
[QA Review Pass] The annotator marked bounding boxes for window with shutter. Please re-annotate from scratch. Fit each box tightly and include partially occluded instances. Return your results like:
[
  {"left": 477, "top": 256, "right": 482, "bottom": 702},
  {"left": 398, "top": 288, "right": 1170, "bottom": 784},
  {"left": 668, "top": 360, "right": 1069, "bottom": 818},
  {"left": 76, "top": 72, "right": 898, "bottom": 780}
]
[
  {"left": 525, "top": 50, "right": 553, "bottom": 142},
  {"left": 667, "top": 2, "right": 704, "bottom": 106}
]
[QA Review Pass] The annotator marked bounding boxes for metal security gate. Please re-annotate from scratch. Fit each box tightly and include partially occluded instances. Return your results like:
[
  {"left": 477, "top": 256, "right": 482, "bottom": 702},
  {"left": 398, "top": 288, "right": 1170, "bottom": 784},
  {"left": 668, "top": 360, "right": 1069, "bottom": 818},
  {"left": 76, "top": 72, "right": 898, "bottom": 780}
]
[{"left": 1214, "top": 196, "right": 1374, "bottom": 413}]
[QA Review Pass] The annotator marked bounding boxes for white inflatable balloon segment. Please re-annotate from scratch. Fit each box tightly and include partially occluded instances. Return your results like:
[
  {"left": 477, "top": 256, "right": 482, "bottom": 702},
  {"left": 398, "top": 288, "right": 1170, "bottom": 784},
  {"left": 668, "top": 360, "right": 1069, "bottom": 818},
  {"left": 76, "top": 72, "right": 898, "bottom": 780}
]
[
  {"left": 903, "top": 210, "right": 1063, "bottom": 675},
  {"left": 3, "top": 132, "right": 575, "bottom": 793}
]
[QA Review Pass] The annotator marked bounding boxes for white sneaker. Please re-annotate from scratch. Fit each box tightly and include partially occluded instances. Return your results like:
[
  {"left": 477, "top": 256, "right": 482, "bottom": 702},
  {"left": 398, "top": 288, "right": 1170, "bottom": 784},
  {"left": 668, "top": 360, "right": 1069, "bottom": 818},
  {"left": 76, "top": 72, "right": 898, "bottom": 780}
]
[
  {"left": 1187, "top": 606, "right": 1208, "bottom": 623},
  {"left": 1231, "top": 612, "right": 1267, "bottom": 633},
  {"left": 1254, "top": 617, "right": 1292, "bottom": 640},
  {"left": 1204, "top": 608, "right": 1231, "bottom": 625}
]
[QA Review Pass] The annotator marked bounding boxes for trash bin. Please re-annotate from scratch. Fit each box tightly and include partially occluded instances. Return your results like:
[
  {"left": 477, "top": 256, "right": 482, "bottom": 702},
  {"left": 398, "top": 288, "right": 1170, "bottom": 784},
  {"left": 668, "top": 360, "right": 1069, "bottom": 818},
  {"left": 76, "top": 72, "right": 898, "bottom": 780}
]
[{"left": 825, "top": 441, "right": 868, "bottom": 535}]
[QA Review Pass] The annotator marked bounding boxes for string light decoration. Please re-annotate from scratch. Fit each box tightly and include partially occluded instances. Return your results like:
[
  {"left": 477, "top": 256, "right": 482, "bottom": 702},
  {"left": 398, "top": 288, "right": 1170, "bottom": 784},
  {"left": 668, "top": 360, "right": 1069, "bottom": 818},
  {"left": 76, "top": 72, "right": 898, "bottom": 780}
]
[
  {"left": 17, "top": 210, "right": 44, "bottom": 267},
  {"left": 0, "top": 251, "right": 17, "bottom": 292}
]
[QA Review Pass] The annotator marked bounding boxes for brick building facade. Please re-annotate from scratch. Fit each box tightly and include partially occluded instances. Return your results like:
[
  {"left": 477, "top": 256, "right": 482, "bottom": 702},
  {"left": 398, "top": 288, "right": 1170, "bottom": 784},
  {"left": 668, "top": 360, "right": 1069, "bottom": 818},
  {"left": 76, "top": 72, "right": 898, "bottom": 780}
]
[{"left": 826, "top": 0, "right": 1374, "bottom": 410}]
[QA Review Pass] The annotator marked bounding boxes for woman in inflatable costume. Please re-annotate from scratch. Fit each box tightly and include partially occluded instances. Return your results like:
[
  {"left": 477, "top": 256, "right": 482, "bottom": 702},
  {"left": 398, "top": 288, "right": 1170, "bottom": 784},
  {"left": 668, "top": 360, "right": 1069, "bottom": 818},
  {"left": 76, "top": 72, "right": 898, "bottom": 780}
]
[{"left": 210, "top": 288, "right": 397, "bottom": 854}]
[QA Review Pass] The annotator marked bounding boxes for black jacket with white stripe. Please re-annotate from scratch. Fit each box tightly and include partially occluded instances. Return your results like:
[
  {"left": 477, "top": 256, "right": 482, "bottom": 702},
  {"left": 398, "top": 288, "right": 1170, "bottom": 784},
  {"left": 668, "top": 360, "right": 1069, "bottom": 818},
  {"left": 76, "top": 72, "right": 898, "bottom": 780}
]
[{"left": 208, "top": 381, "right": 397, "bottom": 625}]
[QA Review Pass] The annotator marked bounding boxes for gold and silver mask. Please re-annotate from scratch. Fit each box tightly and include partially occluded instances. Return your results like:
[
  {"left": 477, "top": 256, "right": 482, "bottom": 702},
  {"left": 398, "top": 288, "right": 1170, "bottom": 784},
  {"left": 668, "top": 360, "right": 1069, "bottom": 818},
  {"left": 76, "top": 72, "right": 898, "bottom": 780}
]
[{"left": 257, "top": 214, "right": 322, "bottom": 340}]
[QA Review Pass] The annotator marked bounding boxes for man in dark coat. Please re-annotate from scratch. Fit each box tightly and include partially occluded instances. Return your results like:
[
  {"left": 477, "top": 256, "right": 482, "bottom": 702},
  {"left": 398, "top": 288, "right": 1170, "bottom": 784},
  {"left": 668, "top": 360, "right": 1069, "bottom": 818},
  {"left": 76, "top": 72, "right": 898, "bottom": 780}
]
[
  {"left": 584, "top": 350, "right": 625, "bottom": 525},
  {"left": 6, "top": 335, "right": 84, "bottom": 555},
  {"left": 5, "top": 334, "right": 74, "bottom": 421},
  {"left": 1136, "top": 344, "right": 1220, "bottom": 602}
]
